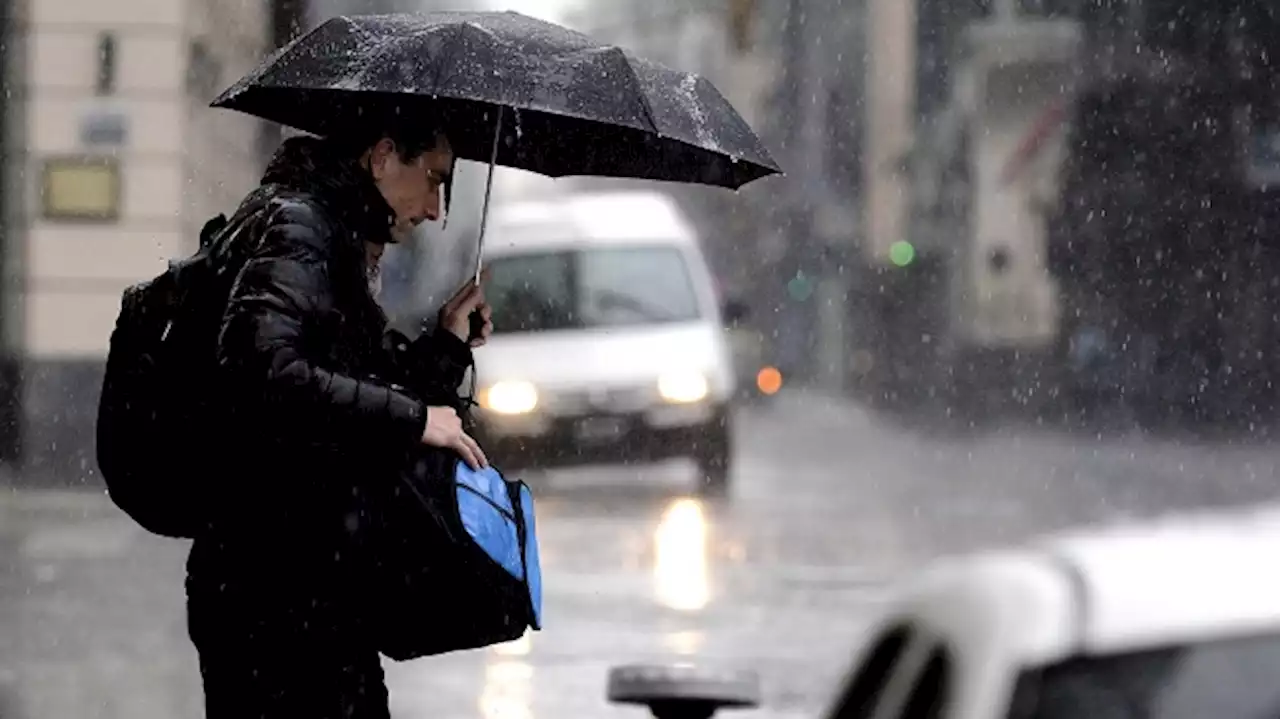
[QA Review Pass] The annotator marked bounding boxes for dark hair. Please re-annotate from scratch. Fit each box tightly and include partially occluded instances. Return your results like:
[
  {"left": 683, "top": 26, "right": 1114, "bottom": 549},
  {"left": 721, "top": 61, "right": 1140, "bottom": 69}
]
[
  {"left": 346, "top": 114, "right": 443, "bottom": 160},
  {"left": 334, "top": 112, "right": 457, "bottom": 219}
]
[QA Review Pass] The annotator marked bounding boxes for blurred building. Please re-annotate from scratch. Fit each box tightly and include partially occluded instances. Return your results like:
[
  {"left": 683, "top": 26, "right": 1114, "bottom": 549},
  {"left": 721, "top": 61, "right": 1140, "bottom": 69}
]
[
  {"left": 560, "top": 0, "right": 869, "bottom": 384},
  {"left": 560, "top": 1, "right": 782, "bottom": 289},
  {"left": 4, "top": 0, "right": 282, "bottom": 482}
]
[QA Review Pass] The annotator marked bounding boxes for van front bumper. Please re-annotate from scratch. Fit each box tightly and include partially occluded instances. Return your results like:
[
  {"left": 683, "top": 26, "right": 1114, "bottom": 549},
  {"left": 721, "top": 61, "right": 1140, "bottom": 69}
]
[{"left": 475, "top": 401, "right": 727, "bottom": 469}]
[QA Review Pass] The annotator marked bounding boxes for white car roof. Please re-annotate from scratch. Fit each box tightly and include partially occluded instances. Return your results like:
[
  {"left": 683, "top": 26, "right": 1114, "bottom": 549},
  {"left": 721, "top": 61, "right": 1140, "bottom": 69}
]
[
  {"left": 485, "top": 191, "right": 699, "bottom": 255},
  {"left": 885, "top": 504, "right": 1280, "bottom": 666}
]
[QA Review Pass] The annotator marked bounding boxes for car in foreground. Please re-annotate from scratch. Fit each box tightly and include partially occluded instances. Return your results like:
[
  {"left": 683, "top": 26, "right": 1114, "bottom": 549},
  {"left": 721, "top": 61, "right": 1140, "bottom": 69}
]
[
  {"left": 472, "top": 191, "right": 738, "bottom": 493},
  {"left": 609, "top": 505, "right": 1280, "bottom": 717}
]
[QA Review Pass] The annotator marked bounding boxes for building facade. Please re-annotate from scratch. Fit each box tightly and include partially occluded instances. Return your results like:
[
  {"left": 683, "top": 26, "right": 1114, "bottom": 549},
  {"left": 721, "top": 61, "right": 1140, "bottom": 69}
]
[{"left": 7, "top": 0, "right": 273, "bottom": 483}]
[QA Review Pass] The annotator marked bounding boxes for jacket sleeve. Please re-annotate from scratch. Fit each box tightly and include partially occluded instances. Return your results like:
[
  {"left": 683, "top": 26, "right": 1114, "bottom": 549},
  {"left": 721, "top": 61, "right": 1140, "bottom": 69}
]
[
  {"left": 417, "top": 329, "right": 474, "bottom": 397},
  {"left": 384, "top": 326, "right": 474, "bottom": 408},
  {"left": 217, "top": 212, "right": 427, "bottom": 452}
]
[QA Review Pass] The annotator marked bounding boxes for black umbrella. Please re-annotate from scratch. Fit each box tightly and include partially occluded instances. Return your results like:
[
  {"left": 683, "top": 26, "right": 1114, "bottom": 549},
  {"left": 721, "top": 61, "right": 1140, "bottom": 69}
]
[{"left": 211, "top": 10, "right": 780, "bottom": 190}]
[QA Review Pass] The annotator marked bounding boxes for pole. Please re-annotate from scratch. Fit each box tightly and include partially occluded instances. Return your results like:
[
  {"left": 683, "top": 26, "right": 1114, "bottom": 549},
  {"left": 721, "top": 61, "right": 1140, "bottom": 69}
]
[
  {"left": 797, "top": 0, "right": 845, "bottom": 393},
  {"left": 864, "top": 0, "right": 916, "bottom": 264},
  {"left": 261, "top": 0, "right": 311, "bottom": 163},
  {"left": 0, "top": 0, "right": 19, "bottom": 465},
  {"left": 859, "top": 0, "right": 917, "bottom": 400},
  {"left": 772, "top": 0, "right": 815, "bottom": 384}
]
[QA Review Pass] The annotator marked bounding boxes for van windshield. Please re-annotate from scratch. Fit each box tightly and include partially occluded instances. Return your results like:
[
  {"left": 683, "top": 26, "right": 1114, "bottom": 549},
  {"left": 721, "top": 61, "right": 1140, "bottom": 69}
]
[
  {"left": 486, "top": 246, "right": 702, "bottom": 334},
  {"left": 1008, "top": 633, "right": 1280, "bottom": 719}
]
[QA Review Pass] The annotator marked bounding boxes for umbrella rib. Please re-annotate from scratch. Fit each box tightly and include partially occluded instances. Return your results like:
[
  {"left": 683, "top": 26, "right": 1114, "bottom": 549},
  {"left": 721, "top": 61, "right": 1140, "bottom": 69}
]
[
  {"left": 614, "top": 48, "right": 659, "bottom": 135},
  {"left": 429, "top": 24, "right": 461, "bottom": 96},
  {"left": 212, "top": 19, "right": 330, "bottom": 106},
  {"left": 430, "top": 23, "right": 495, "bottom": 101}
]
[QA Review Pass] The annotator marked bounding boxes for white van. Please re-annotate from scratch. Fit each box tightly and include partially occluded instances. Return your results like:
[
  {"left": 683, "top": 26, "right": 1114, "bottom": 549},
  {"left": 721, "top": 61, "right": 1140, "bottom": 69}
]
[{"left": 472, "top": 191, "right": 738, "bottom": 493}]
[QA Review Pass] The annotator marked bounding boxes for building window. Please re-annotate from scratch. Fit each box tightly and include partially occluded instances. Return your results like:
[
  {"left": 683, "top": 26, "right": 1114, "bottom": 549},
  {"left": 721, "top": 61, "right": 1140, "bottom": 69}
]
[
  {"left": 95, "top": 32, "right": 116, "bottom": 96},
  {"left": 916, "top": 0, "right": 991, "bottom": 119},
  {"left": 187, "top": 39, "right": 222, "bottom": 99},
  {"left": 1018, "top": 0, "right": 1081, "bottom": 18}
]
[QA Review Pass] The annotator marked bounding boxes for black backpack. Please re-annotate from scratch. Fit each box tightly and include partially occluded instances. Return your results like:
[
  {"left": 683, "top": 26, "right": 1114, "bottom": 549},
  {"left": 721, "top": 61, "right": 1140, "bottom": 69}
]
[{"left": 95, "top": 204, "right": 261, "bottom": 538}]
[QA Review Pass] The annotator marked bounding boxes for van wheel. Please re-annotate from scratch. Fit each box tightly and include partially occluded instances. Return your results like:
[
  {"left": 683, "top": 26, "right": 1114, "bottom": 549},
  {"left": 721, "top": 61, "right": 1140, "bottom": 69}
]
[{"left": 695, "top": 412, "right": 732, "bottom": 496}]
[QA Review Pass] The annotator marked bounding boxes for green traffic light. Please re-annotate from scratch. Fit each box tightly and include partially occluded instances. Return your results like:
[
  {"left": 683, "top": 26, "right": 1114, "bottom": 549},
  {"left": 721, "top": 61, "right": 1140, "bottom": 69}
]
[
  {"left": 889, "top": 241, "right": 916, "bottom": 267},
  {"left": 786, "top": 273, "right": 815, "bottom": 301}
]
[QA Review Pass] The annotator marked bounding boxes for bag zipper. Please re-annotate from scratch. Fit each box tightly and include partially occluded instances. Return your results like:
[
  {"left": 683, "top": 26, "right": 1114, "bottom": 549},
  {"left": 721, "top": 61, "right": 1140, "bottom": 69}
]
[
  {"left": 455, "top": 481, "right": 517, "bottom": 522},
  {"left": 458, "top": 474, "right": 538, "bottom": 624}
]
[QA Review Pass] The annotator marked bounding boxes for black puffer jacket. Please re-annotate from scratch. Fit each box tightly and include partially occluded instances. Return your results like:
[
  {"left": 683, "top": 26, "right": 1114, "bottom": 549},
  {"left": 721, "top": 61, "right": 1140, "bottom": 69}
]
[{"left": 187, "top": 136, "right": 471, "bottom": 646}]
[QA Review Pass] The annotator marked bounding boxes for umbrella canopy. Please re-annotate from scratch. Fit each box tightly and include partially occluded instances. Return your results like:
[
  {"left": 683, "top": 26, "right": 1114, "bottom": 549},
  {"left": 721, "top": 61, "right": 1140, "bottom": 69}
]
[{"left": 212, "top": 11, "right": 780, "bottom": 190}]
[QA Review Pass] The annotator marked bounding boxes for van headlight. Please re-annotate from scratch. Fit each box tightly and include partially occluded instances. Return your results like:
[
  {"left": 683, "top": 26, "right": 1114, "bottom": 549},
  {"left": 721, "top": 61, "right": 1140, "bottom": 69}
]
[
  {"left": 481, "top": 380, "right": 539, "bottom": 415},
  {"left": 658, "top": 371, "right": 709, "bottom": 404}
]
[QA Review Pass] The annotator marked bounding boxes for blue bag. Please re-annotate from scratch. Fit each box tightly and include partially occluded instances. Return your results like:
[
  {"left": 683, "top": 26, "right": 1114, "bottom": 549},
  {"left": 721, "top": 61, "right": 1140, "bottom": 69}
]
[
  {"left": 373, "top": 451, "right": 543, "bottom": 661},
  {"left": 453, "top": 463, "right": 543, "bottom": 626}
]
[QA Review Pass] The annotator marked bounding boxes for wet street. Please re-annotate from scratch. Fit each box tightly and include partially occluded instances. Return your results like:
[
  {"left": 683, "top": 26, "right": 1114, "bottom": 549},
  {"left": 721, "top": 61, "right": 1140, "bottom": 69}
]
[{"left": 5, "top": 391, "right": 1280, "bottom": 719}]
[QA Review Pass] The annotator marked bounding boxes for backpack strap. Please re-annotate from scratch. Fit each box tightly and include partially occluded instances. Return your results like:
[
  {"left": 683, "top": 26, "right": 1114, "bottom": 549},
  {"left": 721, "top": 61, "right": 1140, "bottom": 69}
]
[{"left": 199, "top": 214, "right": 230, "bottom": 250}]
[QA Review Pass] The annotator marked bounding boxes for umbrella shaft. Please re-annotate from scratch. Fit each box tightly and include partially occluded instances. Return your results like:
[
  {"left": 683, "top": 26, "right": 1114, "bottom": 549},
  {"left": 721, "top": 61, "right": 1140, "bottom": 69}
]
[{"left": 474, "top": 106, "right": 504, "bottom": 285}]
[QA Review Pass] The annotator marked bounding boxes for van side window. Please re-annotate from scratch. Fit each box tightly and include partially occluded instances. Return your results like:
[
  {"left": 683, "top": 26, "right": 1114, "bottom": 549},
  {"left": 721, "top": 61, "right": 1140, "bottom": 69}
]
[
  {"left": 828, "top": 625, "right": 912, "bottom": 719},
  {"left": 898, "top": 646, "right": 951, "bottom": 719}
]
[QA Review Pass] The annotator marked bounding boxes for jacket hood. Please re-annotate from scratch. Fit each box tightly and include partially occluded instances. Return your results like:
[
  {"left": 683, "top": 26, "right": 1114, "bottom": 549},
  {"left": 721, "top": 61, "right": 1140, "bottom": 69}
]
[{"left": 261, "top": 135, "right": 398, "bottom": 245}]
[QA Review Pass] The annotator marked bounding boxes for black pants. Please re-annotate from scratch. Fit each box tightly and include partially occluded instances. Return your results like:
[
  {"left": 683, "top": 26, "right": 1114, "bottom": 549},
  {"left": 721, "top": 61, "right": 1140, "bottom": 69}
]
[
  {"left": 188, "top": 562, "right": 389, "bottom": 719},
  {"left": 195, "top": 637, "right": 389, "bottom": 719}
]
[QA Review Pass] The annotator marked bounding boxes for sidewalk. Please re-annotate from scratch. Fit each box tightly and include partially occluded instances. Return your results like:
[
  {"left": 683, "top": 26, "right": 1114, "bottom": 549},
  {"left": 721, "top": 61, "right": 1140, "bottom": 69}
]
[
  {"left": 0, "top": 486, "right": 199, "bottom": 719},
  {"left": 764, "top": 386, "right": 876, "bottom": 427},
  {"left": 0, "top": 391, "right": 883, "bottom": 719}
]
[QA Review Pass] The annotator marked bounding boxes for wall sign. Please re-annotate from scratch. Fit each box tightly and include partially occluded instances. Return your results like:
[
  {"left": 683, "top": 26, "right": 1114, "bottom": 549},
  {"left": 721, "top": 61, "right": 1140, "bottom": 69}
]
[
  {"left": 79, "top": 108, "right": 128, "bottom": 148},
  {"left": 41, "top": 156, "right": 121, "bottom": 222}
]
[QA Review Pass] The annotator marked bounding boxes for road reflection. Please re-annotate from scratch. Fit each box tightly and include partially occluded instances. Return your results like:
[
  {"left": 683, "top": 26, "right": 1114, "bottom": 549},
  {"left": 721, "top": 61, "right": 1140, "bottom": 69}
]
[
  {"left": 479, "top": 632, "right": 534, "bottom": 719},
  {"left": 662, "top": 629, "right": 707, "bottom": 656},
  {"left": 653, "top": 497, "right": 711, "bottom": 612}
]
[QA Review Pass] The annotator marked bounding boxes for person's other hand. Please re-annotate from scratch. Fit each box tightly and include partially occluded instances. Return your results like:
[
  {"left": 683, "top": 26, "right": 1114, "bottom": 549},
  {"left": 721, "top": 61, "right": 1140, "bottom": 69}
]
[
  {"left": 468, "top": 302, "right": 493, "bottom": 348},
  {"left": 421, "top": 406, "right": 488, "bottom": 470},
  {"left": 439, "top": 269, "right": 492, "bottom": 343}
]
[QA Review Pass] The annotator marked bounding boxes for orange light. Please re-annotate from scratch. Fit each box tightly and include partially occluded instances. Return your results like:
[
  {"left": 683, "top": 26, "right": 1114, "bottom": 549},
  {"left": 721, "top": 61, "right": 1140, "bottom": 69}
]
[{"left": 756, "top": 366, "right": 783, "bottom": 395}]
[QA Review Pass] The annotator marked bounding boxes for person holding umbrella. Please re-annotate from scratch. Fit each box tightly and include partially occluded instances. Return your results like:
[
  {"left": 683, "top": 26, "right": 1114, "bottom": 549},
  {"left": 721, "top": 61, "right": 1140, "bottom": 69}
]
[
  {"left": 187, "top": 114, "right": 494, "bottom": 718},
  {"left": 187, "top": 9, "right": 779, "bottom": 719}
]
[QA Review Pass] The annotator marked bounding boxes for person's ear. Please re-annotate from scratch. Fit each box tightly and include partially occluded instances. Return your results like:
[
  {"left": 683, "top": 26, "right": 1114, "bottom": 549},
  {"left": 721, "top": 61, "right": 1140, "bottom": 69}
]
[{"left": 369, "top": 138, "right": 397, "bottom": 181}]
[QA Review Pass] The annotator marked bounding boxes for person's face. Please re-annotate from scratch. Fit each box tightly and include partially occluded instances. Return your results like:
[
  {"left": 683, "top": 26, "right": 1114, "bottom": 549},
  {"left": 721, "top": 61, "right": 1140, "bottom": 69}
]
[
  {"left": 364, "top": 240, "right": 385, "bottom": 297},
  {"left": 367, "top": 133, "right": 453, "bottom": 238}
]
